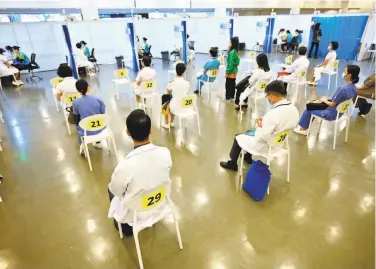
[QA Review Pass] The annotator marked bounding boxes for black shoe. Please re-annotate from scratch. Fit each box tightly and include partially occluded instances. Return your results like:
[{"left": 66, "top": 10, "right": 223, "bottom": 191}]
[
  {"left": 194, "top": 90, "right": 199, "bottom": 94},
  {"left": 359, "top": 103, "right": 372, "bottom": 116},
  {"left": 220, "top": 161, "right": 238, "bottom": 172},
  {"left": 241, "top": 105, "right": 248, "bottom": 110},
  {"left": 244, "top": 154, "right": 253, "bottom": 165},
  {"left": 235, "top": 106, "right": 241, "bottom": 111},
  {"left": 308, "top": 56, "right": 312, "bottom": 58},
  {"left": 314, "top": 56, "right": 318, "bottom": 59}
]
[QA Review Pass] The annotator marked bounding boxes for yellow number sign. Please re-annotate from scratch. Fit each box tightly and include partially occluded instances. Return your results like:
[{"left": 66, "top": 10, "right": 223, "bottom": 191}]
[
  {"left": 286, "top": 55, "right": 293, "bottom": 64},
  {"left": 249, "top": 51, "right": 256, "bottom": 57},
  {"left": 87, "top": 117, "right": 104, "bottom": 130},
  {"left": 338, "top": 100, "right": 351, "bottom": 113},
  {"left": 219, "top": 56, "right": 224, "bottom": 63},
  {"left": 333, "top": 60, "right": 339, "bottom": 69},
  {"left": 298, "top": 70, "right": 307, "bottom": 78},
  {"left": 51, "top": 77, "right": 63, "bottom": 87},
  {"left": 142, "top": 187, "right": 166, "bottom": 209},
  {"left": 144, "top": 80, "right": 155, "bottom": 90},
  {"left": 209, "top": 69, "right": 218, "bottom": 77},
  {"left": 257, "top": 81, "right": 267, "bottom": 91},
  {"left": 182, "top": 96, "right": 194, "bottom": 107},
  {"left": 275, "top": 131, "right": 288, "bottom": 144},
  {"left": 116, "top": 69, "right": 127, "bottom": 78},
  {"left": 65, "top": 93, "right": 81, "bottom": 104}
]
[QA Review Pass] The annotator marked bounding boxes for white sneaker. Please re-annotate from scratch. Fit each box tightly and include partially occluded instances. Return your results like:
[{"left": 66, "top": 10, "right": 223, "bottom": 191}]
[
  {"left": 92, "top": 142, "right": 102, "bottom": 149},
  {"left": 170, "top": 122, "right": 175, "bottom": 128},
  {"left": 17, "top": 80, "right": 24, "bottom": 85},
  {"left": 162, "top": 123, "right": 170, "bottom": 129},
  {"left": 294, "top": 127, "right": 308, "bottom": 136},
  {"left": 12, "top": 81, "right": 21, "bottom": 86}
]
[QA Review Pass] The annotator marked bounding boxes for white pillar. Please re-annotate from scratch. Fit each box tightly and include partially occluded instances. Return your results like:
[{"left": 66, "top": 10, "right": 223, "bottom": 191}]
[
  {"left": 81, "top": 0, "right": 99, "bottom": 20},
  {"left": 290, "top": 8, "right": 300, "bottom": 14},
  {"left": 215, "top": 8, "right": 227, "bottom": 17}
]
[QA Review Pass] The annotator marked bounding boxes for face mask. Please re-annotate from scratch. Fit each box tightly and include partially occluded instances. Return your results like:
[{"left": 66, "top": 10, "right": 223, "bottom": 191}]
[
  {"left": 342, "top": 73, "right": 347, "bottom": 79},
  {"left": 328, "top": 46, "right": 331, "bottom": 50}
]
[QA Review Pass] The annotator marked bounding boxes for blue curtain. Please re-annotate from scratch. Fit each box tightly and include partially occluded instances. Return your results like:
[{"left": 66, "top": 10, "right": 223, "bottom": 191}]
[
  {"left": 181, "top": 20, "right": 187, "bottom": 64},
  {"left": 8, "top": 15, "right": 21, "bottom": 22},
  {"left": 127, "top": 22, "right": 139, "bottom": 72},
  {"left": 309, "top": 16, "right": 368, "bottom": 60},
  {"left": 62, "top": 25, "right": 78, "bottom": 79},
  {"left": 229, "top": 18, "right": 234, "bottom": 39},
  {"left": 263, "top": 17, "right": 275, "bottom": 53}
]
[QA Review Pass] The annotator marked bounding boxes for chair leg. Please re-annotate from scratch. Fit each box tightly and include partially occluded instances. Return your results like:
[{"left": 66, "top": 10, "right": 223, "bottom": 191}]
[
  {"left": 335, "top": 73, "right": 338, "bottom": 88},
  {"left": 328, "top": 75, "right": 331, "bottom": 90},
  {"left": 52, "top": 91, "right": 60, "bottom": 112},
  {"left": 115, "top": 83, "right": 120, "bottom": 100},
  {"left": 0, "top": 111, "right": 4, "bottom": 124},
  {"left": 179, "top": 117, "right": 182, "bottom": 130},
  {"left": 134, "top": 233, "right": 145, "bottom": 269},
  {"left": 118, "top": 221, "right": 123, "bottom": 239},
  {"left": 239, "top": 150, "right": 245, "bottom": 186},
  {"left": 333, "top": 120, "right": 338, "bottom": 150},
  {"left": 304, "top": 84, "right": 307, "bottom": 99},
  {"left": 287, "top": 151, "right": 290, "bottom": 183},
  {"left": 64, "top": 112, "right": 71, "bottom": 135},
  {"left": 345, "top": 114, "right": 350, "bottom": 143},
  {"left": 352, "top": 96, "right": 359, "bottom": 115},
  {"left": 267, "top": 158, "right": 271, "bottom": 195},
  {"left": 172, "top": 211, "right": 183, "bottom": 249},
  {"left": 84, "top": 142, "right": 93, "bottom": 171},
  {"left": 196, "top": 114, "right": 201, "bottom": 135},
  {"left": 306, "top": 115, "right": 315, "bottom": 140}
]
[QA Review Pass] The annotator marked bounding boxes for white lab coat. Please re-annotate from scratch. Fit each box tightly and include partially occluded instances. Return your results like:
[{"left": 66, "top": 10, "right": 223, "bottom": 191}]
[
  {"left": 236, "top": 99, "right": 299, "bottom": 154},
  {"left": 314, "top": 50, "right": 337, "bottom": 81},
  {"left": 278, "top": 56, "right": 310, "bottom": 83},
  {"left": 76, "top": 49, "right": 93, "bottom": 68},
  {"left": 108, "top": 143, "right": 172, "bottom": 226},
  {"left": 239, "top": 69, "right": 273, "bottom": 103}
]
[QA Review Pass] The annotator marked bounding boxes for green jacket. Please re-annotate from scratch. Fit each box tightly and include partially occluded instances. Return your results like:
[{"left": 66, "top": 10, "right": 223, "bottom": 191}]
[{"left": 226, "top": 49, "right": 240, "bottom": 74}]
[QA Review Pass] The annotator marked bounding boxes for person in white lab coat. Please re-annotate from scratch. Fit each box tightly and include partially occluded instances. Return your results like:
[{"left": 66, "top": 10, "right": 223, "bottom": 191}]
[
  {"left": 108, "top": 109, "right": 172, "bottom": 236},
  {"left": 278, "top": 46, "right": 310, "bottom": 87},
  {"left": 75, "top": 43, "right": 94, "bottom": 70},
  {"left": 220, "top": 80, "right": 299, "bottom": 171},
  {"left": 55, "top": 65, "right": 77, "bottom": 101}
]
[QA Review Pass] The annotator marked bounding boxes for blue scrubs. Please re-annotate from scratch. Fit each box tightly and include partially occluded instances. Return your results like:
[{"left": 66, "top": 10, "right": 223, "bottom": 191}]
[
  {"left": 196, "top": 58, "right": 221, "bottom": 91},
  {"left": 287, "top": 33, "right": 293, "bottom": 44},
  {"left": 83, "top": 46, "right": 91, "bottom": 60},
  {"left": 72, "top": 95, "right": 106, "bottom": 144},
  {"left": 297, "top": 33, "right": 302, "bottom": 44},
  {"left": 299, "top": 83, "right": 357, "bottom": 129},
  {"left": 144, "top": 43, "right": 150, "bottom": 53}
]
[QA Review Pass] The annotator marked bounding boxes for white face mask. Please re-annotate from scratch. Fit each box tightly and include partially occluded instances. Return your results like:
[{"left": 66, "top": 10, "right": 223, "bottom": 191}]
[
  {"left": 328, "top": 46, "right": 331, "bottom": 50},
  {"left": 342, "top": 72, "right": 346, "bottom": 79}
]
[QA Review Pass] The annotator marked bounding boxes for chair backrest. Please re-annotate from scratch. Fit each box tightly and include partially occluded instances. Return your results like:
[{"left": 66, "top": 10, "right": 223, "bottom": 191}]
[
  {"left": 249, "top": 51, "right": 256, "bottom": 59},
  {"left": 218, "top": 55, "right": 225, "bottom": 65},
  {"left": 78, "top": 114, "right": 109, "bottom": 133},
  {"left": 207, "top": 69, "right": 219, "bottom": 78},
  {"left": 332, "top": 60, "right": 339, "bottom": 70},
  {"left": 255, "top": 80, "right": 269, "bottom": 92},
  {"left": 62, "top": 92, "right": 81, "bottom": 106},
  {"left": 140, "top": 79, "right": 156, "bottom": 91},
  {"left": 267, "top": 129, "right": 290, "bottom": 147},
  {"left": 297, "top": 68, "right": 308, "bottom": 82},
  {"left": 50, "top": 77, "right": 63, "bottom": 87},
  {"left": 31, "top": 53, "right": 36, "bottom": 64},
  {"left": 114, "top": 68, "right": 128, "bottom": 79},
  {"left": 285, "top": 55, "right": 293, "bottom": 64},
  {"left": 91, "top": 48, "right": 95, "bottom": 58},
  {"left": 180, "top": 94, "right": 197, "bottom": 109},
  {"left": 125, "top": 182, "right": 171, "bottom": 212},
  {"left": 336, "top": 98, "right": 352, "bottom": 113}
]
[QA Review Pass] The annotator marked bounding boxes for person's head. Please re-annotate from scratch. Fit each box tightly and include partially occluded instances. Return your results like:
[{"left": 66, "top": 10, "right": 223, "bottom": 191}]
[
  {"left": 142, "top": 56, "right": 151, "bottom": 67},
  {"left": 343, "top": 65, "right": 360, "bottom": 84},
  {"left": 264, "top": 80, "right": 287, "bottom": 104},
  {"left": 126, "top": 109, "right": 151, "bottom": 143},
  {"left": 175, "top": 62, "right": 186, "bottom": 76},
  {"left": 57, "top": 65, "right": 73, "bottom": 78},
  {"left": 0, "top": 49, "right": 5, "bottom": 55},
  {"left": 5, "top": 46, "right": 13, "bottom": 52},
  {"left": 13, "top": 46, "right": 20, "bottom": 53},
  {"left": 229, "top": 36, "right": 239, "bottom": 51},
  {"left": 314, "top": 22, "right": 321, "bottom": 31},
  {"left": 209, "top": 47, "right": 218, "bottom": 58},
  {"left": 298, "top": 46, "right": 307, "bottom": 56},
  {"left": 329, "top": 41, "right": 339, "bottom": 51},
  {"left": 286, "top": 30, "right": 291, "bottom": 34},
  {"left": 256, "top": 53, "right": 270, "bottom": 72},
  {"left": 143, "top": 37, "right": 147, "bottom": 43},
  {"left": 76, "top": 43, "right": 82, "bottom": 49},
  {"left": 80, "top": 41, "right": 87, "bottom": 46},
  {"left": 278, "top": 28, "right": 285, "bottom": 34},
  {"left": 75, "top": 79, "right": 90, "bottom": 95}
]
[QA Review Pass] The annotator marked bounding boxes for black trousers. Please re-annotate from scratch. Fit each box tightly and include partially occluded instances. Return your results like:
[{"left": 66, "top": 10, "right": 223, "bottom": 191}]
[
  {"left": 225, "top": 77, "right": 236, "bottom": 100},
  {"left": 281, "top": 43, "right": 292, "bottom": 52},
  {"left": 355, "top": 97, "right": 372, "bottom": 115},
  {"left": 108, "top": 189, "right": 133, "bottom": 236},
  {"left": 229, "top": 135, "right": 252, "bottom": 165},
  {"left": 308, "top": 41, "right": 320, "bottom": 57}
]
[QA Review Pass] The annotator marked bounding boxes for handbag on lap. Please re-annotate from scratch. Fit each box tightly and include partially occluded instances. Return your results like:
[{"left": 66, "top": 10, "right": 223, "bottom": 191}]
[
  {"left": 306, "top": 100, "right": 330, "bottom": 111},
  {"left": 242, "top": 160, "right": 271, "bottom": 201}
]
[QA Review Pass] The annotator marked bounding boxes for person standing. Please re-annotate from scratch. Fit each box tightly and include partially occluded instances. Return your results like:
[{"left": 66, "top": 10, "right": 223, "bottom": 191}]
[
  {"left": 225, "top": 36, "right": 240, "bottom": 101},
  {"left": 308, "top": 22, "right": 322, "bottom": 58}
]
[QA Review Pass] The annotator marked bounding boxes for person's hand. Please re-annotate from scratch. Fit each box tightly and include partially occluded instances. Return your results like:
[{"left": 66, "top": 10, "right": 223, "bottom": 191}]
[
  {"left": 256, "top": 118, "right": 262, "bottom": 128},
  {"left": 224, "top": 74, "right": 228, "bottom": 78},
  {"left": 319, "top": 97, "right": 327, "bottom": 103}
]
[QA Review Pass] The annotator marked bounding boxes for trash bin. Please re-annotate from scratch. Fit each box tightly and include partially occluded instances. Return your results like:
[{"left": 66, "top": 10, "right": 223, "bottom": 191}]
[
  {"left": 161, "top": 51, "right": 169, "bottom": 62},
  {"left": 115, "top": 55, "right": 124, "bottom": 69}
]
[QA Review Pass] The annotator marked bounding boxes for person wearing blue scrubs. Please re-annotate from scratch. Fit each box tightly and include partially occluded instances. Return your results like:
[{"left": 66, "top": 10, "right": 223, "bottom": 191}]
[
  {"left": 295, "top": 29, "right": 303, "bottom": 45},
  {"left": 142, "top": 37, "right": 150, "bottom": 54},
  {"left": 294, "top": 65, "right": 360, "bottom": 135},
  {"left": 194, "top": 47, "right": 221, "bottom": 94},
  {"left": 72, "top": 79, "right": 106, "bottom": 154},
  {"left": 81, "top": 41, "right": 91, "bottom": 60}
]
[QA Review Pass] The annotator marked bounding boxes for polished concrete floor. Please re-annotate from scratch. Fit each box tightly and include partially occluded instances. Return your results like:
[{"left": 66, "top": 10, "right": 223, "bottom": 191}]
[{"left": 0, "top": 52, "right": 374, "bottom": 269}]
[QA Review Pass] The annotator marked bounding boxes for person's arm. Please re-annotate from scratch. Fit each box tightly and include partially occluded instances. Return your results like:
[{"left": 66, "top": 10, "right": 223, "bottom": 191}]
[
  {"left": 72, "top": 102, "right": 81, "bottom": 125},
  {"left": 166, "top": 82, "right": 173, "bottom": 95},
  {"left": 319, "top": 98, "right": 336, "bottom": 107},
  {"left": 285, "top": 59, "right": 298, "bottom": 73},
  {"left": 254, "top": 114, "right": 276, "bottom": 141},
  {"left": 99, "top": 98, "right": 106, "bottom": 114},
  {"left": 136, "top": 72, "right": 142, "bottom": 86},
  {"left": 248, "top": 71, "right": 259, "bottom": 87},
  {"left": 320, "top": 86, "right": 345, "bottom": 107},
  {"left": 108, "top": 163, "right": 132, "bottom": 198},
  {"left": 201, "top": 61, "right": 210, "bottom": 73},
  {"left": 225, "top": 50, "right": 234, "bottom": 75}
]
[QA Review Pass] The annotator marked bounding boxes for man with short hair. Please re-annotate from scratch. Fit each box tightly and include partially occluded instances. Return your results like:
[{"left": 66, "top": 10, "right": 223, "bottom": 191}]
[
  {"left": 134, "top": 56, "right": 156, "bottom": 104},
  {"left": 220, "top": 80, "right": 299, "bottom": 171},
  {"left": 195, "top": 47, "right": 221, "bottom": 94},
  {"left": 108, "top": 109, "right": 172, "bottom": 236}
]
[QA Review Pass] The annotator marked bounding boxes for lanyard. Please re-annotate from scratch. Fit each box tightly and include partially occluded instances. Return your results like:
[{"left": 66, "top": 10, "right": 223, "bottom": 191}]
[{"left": 273, "top": 102, "right": 291, "bottom": 109}]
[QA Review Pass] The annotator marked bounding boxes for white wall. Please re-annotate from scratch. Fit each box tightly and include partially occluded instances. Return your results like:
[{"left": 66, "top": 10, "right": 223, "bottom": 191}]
[
  {"left": 233, "top": 16, "right": 269, "bottom": 50},
  {"left": 358, "top": 14, "right": 375, "bottom": 60}
]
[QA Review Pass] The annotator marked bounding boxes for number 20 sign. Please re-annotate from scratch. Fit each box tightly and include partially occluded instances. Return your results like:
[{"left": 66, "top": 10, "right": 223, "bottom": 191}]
[{"left": 142, "top": 187, "right": 166, "bottom": 209}]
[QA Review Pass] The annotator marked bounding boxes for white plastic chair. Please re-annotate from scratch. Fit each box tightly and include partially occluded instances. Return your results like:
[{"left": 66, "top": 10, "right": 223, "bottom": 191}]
[
  {"left": 116, "top": 182, "right": 183, "bottom": 269},
  {"left": 237, "top": 130, "right": 291, "bottom": 194},
  {"left": 171, "top": 95, "right": 201, "bottom": 136},
  {"left": 286, "top": 68, "right": 308, "bottom": 100},
  {"left": 285, "top": 55, "right": 293, "bottom": 65},
  {"left": 78, "top": 114, "right": 118, "bottom": 171},
  {"left": 60, "top": 92, "right": 81, "bottom": 135},
  {"left": 243, "top": 51, "right": 257, "bottom": 71},
  {"left": 113, "top": 69, "right": 131, "bottom": 100},
  {"left": 0, "top": 177, "right": 2, "bottom": 203},
  {"left": 50, "top": 77, "right": 64, "bottom": 112},
  {"left": 351, "top": 95, "right": 370, "bottom": 115},
  {"left": 134, "top": 79, "right": 158, "bottom": 114},
  {"left": 199, "top": 69, "right": 218, "bottom": 100},
  {"left": 307, "top": 98, "right": 352, "bottom": 150},
  {"left": 322, "top": 60, "right": 339, "bottom": 90}
]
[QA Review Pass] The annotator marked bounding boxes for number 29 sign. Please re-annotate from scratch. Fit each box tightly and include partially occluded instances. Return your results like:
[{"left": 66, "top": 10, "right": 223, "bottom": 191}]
[{"left": 142, "top": 187, "right": 166, "bottom": 209}]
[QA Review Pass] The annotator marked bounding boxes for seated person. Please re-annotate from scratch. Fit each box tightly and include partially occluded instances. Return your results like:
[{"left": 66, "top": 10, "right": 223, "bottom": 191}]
[
  {"left": 0, "top": 48, "right": 23, "bottom": 86},
  {"left": 80, "top": 41, "right": 91, "bottom": 60},
  {"left": 5, "top": 46, "right": 15, "bottom": 60},
  {"left": 75, "top": 43, "right": 94, "bottom": 71},
  {"left": 72, "top": 80, "right": 106, "bottom": 153},
  {"left": 55, "top": 65, "right": 77, "bottom": 101},
  {"left": 278, "top": 29, "right": 287, "bottom": 51},
  {"left": 236, "top": 53, "right": 272, "bottom": 109},
  {"left": 294, "top": 65, "right": 359, "bottom": 135},
  {"left": 220, "top": 80, "right": 299, "bottom": 171},
  {"left": 278, "top": 46, "right": 310, "bottom": 87},
  {"left": 294, "top": 29, "right": 303, "bottom": 49},
  {"left": 12, "top": 46, "right": 30, "bottom": 71},
  {"left": 108, "top": 109, "right": 172, "bottom": 236},
  {"left": 353, "top": 73, "right": 375, "bottom": 116},
  {"left": 307, "top": 41, "right": 338, "bottom": 86},
  {"left": 195, "top": 47, "right": 221, "bottom": 94},
  {"left": 133, "top": 56, "right": 156, "bottom": 104},
  {"left": 281, "top": 30, "right": 293, "bottom": 52},
  {"left": 162, "top": 63, "right": 190, "bottom": 129}
]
